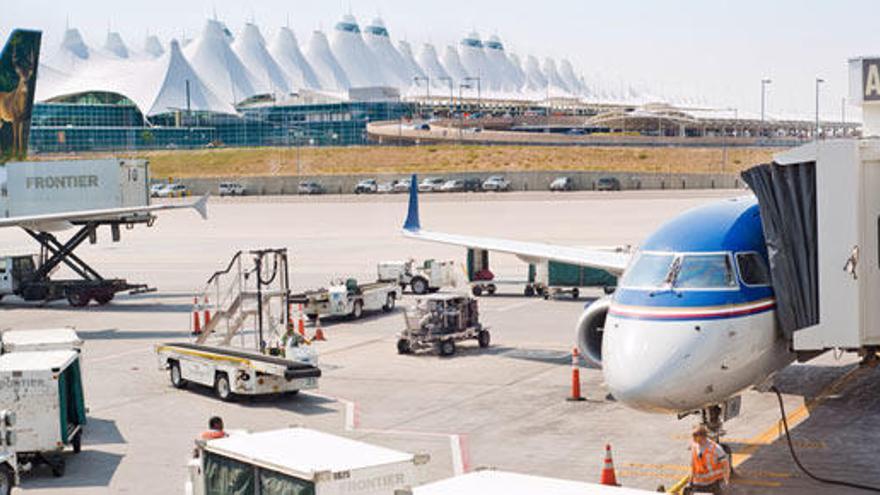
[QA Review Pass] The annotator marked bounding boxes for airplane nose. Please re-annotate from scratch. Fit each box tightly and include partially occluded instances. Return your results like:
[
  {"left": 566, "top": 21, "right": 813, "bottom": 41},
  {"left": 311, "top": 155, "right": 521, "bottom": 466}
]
[{"left": 602, "top": 315, "right": 711, "bottom": 413}]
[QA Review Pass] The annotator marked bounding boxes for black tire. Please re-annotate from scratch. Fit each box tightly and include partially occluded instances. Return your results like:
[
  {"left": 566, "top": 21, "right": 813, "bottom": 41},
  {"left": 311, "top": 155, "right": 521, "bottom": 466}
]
[
  {"left": 397, "top": 338, "right": 412, "bottom": 354},
  {"left": 472, "top": 285, "right": 483, "bottom": 297},
  {"left": 478, "top": 330, "right": 491, "bottom": 348},
  {"left": 67, "top": 291, "right": 89, "bottom": 307},
  {"left": 439, "top": 340, "right": 456, "bottom": 356},
  {"left": 351, "top": 301, "right": 364, "bottom": 319},
  {"left": 383, "top": 293, "right": 396, "bottom": 312},
  {"left": 306, "top": 313, "right": 318, "bottom": 321},
  {"left": 214, "top": 373, "right": 232, "bottom": 402},
  {"left": 169, "top": 361, "right": 186, "bottom": 389},
  {"left": 487, "top": 284, "right": 497, "bottom": 295},
  {"left": 571, "top": 288, "right": 580, "bottom": 299},
  {"left": 0, "top": 464, "right": 13, "bottom": 495},
  {"left": 51, "top": 457, "right": 65, "bottom": 478},
  {"left": 543, "top": 291, "right": 550, "bottom": 300},
  {"left": 410, "top": 277, "right": 429, "bottom": 295},
  {"left": 286, "top": 389, "right": 300, "bottom": 396},
  {"left": 72, "top": 430, "right": 82, "bottom": 454},
  {"left": 94, "top": 291, "right": 114, "bottom": 305},
  {"left": 524, "top": 285, "right": 535, "bottom": 297}
]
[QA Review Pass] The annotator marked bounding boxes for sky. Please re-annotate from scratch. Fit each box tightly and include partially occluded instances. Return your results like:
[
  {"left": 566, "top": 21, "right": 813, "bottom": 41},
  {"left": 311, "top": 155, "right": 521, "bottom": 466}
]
[{"left": 3, "top": 0, "right": 877, "bottom": 121}]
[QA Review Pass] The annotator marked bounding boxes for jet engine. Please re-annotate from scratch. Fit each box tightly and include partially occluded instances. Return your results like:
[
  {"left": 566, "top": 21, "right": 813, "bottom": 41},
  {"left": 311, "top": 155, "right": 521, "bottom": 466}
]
[{"left": 576, "top": 296, "right": 612, "bottom": 367}]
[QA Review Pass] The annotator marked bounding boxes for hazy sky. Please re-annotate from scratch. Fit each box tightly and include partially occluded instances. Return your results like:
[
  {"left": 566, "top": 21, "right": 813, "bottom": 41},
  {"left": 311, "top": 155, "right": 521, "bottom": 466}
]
[{"left": 3, "top": 0, "right": 876, "bottom": 121}]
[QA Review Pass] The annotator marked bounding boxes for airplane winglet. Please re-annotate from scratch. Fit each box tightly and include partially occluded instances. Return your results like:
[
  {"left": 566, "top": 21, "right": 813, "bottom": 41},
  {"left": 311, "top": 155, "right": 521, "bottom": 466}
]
[
  {"left": 192, "top": 193, "right": 210, "bottom": 220},
  {"left": 403, "top": 173, "right": 420, "bottom": 231}
]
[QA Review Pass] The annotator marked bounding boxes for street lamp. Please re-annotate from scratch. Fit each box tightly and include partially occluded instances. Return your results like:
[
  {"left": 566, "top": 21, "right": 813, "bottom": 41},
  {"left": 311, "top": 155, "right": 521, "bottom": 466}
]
[
  {"left": 760, "top": 78, "right": 771, "bottom": 123},
  {"left": 438, "top": 76, "right": 453, "bottom": 118},
  {"left": 413, "top": 76, "right": 430, "bottom": 118},
  {"left": 464, "top": 76, "right": 481, "bottom": 120},
  {"left": 458, "top": 82, "right": 473, "bottom": 143},
  {"left": 815, "top": 77, "right": 825, "bottom": 138}
]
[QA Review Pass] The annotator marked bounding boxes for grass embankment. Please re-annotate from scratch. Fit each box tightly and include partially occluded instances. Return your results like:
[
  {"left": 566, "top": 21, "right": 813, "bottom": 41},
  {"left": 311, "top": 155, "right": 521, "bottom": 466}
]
[{"left": 48, "top": 145, "right": 780, "bottom": 179}]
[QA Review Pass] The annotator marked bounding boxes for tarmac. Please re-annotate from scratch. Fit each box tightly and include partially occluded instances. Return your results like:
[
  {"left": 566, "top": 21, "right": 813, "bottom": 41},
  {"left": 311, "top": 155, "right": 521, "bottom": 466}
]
[{"left": 1, "top": 190, "right": 877, "bottom": 494}]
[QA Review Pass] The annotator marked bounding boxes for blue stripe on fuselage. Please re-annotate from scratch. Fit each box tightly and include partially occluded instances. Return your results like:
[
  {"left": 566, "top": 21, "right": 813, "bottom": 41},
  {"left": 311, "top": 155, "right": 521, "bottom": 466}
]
[{"left": 613, "top": 285, "right": 774, "bottom": 308}]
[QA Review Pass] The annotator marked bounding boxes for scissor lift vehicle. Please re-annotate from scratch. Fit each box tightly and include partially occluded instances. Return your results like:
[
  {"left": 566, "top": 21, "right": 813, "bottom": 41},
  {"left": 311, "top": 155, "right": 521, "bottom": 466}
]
[{"left": 397, "top": 294, "right": 490, "bottom": 356}]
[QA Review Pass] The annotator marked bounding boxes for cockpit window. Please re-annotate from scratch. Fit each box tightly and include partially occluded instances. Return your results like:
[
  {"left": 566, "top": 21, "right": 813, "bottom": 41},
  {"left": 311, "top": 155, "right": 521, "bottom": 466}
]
[
  {"left": 674, "top": 254, "right": 736, "bottom": 289},
  {"left": 736, "top": 252, "right": 770, "bottom": 286},
  {"left": 620, "top": 253, "right": 675, "bottom": 288}
]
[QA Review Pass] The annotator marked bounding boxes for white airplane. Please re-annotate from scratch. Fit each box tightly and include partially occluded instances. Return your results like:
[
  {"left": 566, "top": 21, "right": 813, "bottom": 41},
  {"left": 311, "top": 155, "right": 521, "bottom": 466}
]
[{"left": 402, "top": 174, "right": 794, "bottom": 432}]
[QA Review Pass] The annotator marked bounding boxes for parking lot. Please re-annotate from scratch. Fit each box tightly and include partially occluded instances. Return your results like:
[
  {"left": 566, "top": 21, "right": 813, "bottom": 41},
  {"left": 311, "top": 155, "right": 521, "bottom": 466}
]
[{"left": 1, "top": 190, "right": 878, "bottom": 494}]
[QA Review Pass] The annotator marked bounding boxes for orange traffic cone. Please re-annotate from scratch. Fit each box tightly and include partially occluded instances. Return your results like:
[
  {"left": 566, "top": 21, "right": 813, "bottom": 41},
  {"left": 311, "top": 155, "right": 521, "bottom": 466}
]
[
  {"left": 312, "top": 316, "right": 326, "bottom": 341},
  {"left": 297, "top": 308, "right": 306, "bottom": 337},
  {"left": 567, "top": 347, "right": 585, "bottom": 401},
  {"left": 191, "top": 296, "right": 202, "bottom": 335},
  {"left": 203, "top": 295, "right": 211, "bottom": 327},
  {"left": 600, "top": 444, "right": 618, "bottom": 486}
]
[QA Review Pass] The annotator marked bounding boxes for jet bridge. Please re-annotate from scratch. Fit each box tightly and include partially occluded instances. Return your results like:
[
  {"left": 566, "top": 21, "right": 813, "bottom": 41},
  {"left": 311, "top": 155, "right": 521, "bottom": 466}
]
[{"left": 743, "top": 57, "right": 880, "bottom": 357}]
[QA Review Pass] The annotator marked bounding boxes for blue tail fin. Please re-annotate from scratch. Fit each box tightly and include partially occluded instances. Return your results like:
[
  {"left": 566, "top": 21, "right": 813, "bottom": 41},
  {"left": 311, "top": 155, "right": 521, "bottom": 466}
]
[
  {"left": 0, "top": 29, "right": 41, "bottom": 164},
  {"left": 403, "top": 173, "right": 420, "bottom": 231}
]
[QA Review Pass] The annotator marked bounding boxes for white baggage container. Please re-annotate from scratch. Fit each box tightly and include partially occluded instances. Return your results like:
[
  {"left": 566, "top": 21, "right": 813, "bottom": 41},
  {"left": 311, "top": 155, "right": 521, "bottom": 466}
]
[
  {"left": 0, "top": 349, "right": 86, "bottom": 469},
  {"left": 0, "top": 158, "right": 149, "bottom": 218},
  {"left": 1, "top": 328, "right": 82, "bottom": 353},
  {"left": 187, "top": 427, "right": 429, "bottom": 495}
]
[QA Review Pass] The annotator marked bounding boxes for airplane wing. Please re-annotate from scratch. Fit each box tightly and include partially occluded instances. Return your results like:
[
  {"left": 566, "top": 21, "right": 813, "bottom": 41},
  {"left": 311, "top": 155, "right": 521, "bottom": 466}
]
[
  {"left": 0, "top": 194, "right": 209, "bottom": 231},
  {"left": 401, "top": 175, "right": 631, "bottom": 275}
]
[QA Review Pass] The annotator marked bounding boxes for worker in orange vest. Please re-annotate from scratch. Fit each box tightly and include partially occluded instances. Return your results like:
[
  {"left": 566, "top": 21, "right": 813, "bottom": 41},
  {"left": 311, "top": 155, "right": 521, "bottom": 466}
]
[
  {"left": 686, "top": 424, "right": 730, "bottom": 495},
  {"left": 200, "top": 416, "right": 227, "bottom": 440}
]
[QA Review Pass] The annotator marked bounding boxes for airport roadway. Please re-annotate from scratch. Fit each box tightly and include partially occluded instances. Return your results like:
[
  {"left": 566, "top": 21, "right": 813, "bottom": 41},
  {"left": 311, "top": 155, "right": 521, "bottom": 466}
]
[{"left": 1, "top": 190, "right": 877, "bottom": 494}]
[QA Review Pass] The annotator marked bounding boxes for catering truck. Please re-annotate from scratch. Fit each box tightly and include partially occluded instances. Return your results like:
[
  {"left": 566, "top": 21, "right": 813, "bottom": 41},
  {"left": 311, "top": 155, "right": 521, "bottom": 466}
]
[
  {"left": 0, "top": 159, "right": 156, "bottom": 306},
  {"left": 186, "top": 427, "right": 429, "bottom": 495}
]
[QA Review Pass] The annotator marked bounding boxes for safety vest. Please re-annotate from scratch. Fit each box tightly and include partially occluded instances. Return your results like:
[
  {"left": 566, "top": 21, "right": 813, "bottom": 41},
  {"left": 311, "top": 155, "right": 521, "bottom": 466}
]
[
  {"left": 200, "top": 430, "right": 226, "bottom": 440},
  {"left": 691, "top": 440, "right": 727, "bottom": 485}
]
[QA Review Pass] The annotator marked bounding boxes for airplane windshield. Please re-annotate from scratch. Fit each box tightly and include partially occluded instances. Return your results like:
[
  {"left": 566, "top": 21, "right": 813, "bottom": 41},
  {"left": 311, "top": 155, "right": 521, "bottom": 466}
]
[
  {"left": 620, "top": 253, "right": 675, "bottom": 288},
  {"left": 674, "top": 254, "right": 736, "bottom": 289}
]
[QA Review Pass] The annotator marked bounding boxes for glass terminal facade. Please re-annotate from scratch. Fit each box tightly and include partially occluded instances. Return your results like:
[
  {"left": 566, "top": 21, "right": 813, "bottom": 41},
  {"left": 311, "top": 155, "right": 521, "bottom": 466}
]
[{"left": 28, "top": 96, "right": 411, "bottom": 153}]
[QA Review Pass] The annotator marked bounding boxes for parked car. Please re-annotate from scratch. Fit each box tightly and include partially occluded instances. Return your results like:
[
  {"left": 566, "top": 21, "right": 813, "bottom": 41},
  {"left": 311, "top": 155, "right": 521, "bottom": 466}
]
[
  {"left": 482, "top": 175, "right": 510, "bottom": 192},
  {"left": 415, "top": 123, "right": 431, "bottom": 131},
  {"left": 549, "top": 176, "right": 574, "bottom": 192},
  {"left": 377, "top": 180, "right": 398, "bottom": 193},
  {"left": 463, "top": 178, "right": 483, "bottom": 192},
  {"left": 354, "top": 179, "right": 378, "bottom": 194},
  {"left": 219, "top": 181, "right": 246, "bottom": 196},
  {"left": 418, "top": 177, "right": 446, "bottom": 192},
  {"left": 155, "top": 183, "right": 189, "bottom": 197},
  {"left": 597, "top": 177, "right": 621, "bottom": 191},
  {"left": 440, "top": 179, "right": 464, "bottom": 192},
  {"left": 150, "top": 183, "right": 168, "bottom": 197},
  {"left": 298, "top": 181, "right": 325, "bottom": 195},
  {"left": 393, "top": 178, "right": 412, "bottom": 193}
]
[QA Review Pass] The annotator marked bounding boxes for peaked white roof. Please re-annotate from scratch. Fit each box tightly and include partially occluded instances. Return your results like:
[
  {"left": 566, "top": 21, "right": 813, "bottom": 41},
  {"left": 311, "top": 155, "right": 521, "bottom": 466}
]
[
  {"left": 441, "top": 45, "right": 469, "bottom": 84},
  {"left": 483, "top": 35, "right": 518, "bottom": 92},
  {"left": 103, "top": 32, "right": 129, "bottom": 59},
  {"left": 417, "top": 43, "right": 450, "bottom": 85},
  {"left": 396, "top": 40, "right": 425, "bottom": 81},
  {"left": 144, "top": 35, "right": 164, "bottom": 58},
  {"left": 523, "top": 55, "right": 547, "bottom": 91},
  {"left": 269, "top": 26, "right": 321, "bottom": 90},
  {"left": 232, "top": 23, "right": 291, "bottom": 96},
  {"left": 507, "top": 52, "right": 526, "bottom": 90},
  {"left": 363, "top": 17, "right": 409, "bottom": 88},
  {"left": 559, "top": 59, "right": 583, "bottom": 95},
  {"left": 330, "top": 15, "right": 384, "bottom": 87},
  {"left": 459, "top": 32, "right": 491, "bottom": 89},
  {"left": 542, "top": 57, "right": 570, "bottom": 95},
  {"left": 305, "top": 30, "right": 350, "bottom": 92},
  {"left": 183, "top": 19, "right": 258, "bottom": 104}
]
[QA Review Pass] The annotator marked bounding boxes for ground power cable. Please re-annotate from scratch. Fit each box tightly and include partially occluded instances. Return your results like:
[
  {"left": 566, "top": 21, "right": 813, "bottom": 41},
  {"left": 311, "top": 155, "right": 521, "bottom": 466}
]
[{"left": 770, "top": 385, "right": 880, "bottom": 492}]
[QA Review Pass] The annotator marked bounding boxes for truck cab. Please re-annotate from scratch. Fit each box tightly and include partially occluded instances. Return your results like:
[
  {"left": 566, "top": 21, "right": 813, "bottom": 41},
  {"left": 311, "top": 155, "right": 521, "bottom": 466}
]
[{"left": 0, "top": 255, "right": 35, "bottom": 298}]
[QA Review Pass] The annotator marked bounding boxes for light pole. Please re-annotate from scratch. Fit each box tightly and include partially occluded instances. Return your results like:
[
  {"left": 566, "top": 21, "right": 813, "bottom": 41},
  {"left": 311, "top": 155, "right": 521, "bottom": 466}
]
[
  {"left": 464, "top": 76, "right": 481, "bottom": 122},
  {"left": 815, "top": 77, "right": 825, "bottom": 138},
  {"left": 760, "top": 78, "right": 771, "bottom": 123},
  {"left": 438, "top": 76, "right": 453, "bottom": 118},
  {"left": 413, "top": 76, "right": 430, "bottom": 118},
  {"left": 458, "top": 82, "right": 472, "bottom": 143}
]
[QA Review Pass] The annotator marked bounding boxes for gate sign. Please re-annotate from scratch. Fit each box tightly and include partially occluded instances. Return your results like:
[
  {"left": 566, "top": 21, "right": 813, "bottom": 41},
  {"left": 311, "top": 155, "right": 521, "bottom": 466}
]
[{"left": 864, "top": 58, "right": 880, "bottom": 101}]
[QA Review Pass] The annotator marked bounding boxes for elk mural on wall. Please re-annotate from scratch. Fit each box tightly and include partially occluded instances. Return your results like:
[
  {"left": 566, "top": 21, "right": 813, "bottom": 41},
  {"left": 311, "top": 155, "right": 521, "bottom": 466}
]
[{"left": 0, "top": 30, "right": 41, "bottom": 163}]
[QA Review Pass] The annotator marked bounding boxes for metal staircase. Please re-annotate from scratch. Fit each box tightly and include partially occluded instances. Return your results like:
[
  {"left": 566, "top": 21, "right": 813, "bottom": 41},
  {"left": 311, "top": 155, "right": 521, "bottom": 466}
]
[{"left": 194, "top": 249, "right": 292, "bottom": 352}]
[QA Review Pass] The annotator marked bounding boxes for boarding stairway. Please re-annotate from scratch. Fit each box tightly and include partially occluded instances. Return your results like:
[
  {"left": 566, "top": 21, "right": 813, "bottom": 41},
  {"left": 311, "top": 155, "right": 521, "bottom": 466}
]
[{"left": 194, "top": 249, "right": 292, "bottom": 351}]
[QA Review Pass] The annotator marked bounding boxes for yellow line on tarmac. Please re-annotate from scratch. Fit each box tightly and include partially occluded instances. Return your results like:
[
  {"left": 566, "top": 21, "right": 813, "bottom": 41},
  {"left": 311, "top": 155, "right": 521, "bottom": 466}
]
[{"left": 667, "top": 364, "right": 865, "bottom": 494}]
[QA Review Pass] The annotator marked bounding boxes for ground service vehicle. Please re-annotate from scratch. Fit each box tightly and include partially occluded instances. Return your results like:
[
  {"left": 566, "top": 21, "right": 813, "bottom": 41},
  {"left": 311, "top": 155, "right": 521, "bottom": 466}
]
[
  {"left": 354, "top": 179, "right": 378, "bottom": 194},
  {"left": 155, "top": 183, "right": 189, "bottom": 197},
  {"left": 377, "top": 259, "right": 457, "bottom": 295},
  {"left": 218, "top": 182, "right": 246, "bottom": 196},
  {"left": 549, "top": 176, "right": 573, "bottom": 191},
  {"left": 150, "top": 183, "right": 167, "bottom": 197},
  {"left": 157, "top": 249, "right": 321, "bottom": 401},
  {"left": 0, "top": 329, "right": 86, "bottom": 477},
  {"left": 397, "top": 294, "right": 489, "bottom": 356},
  {"left": 186, "top": 427, "right": 429, "bottom": 495},
  {"left": 293, "top": 278, "right": 401, "bottom": 319},
  {"left": 481, "top": 176, "right": 510, "bottom": 191}
]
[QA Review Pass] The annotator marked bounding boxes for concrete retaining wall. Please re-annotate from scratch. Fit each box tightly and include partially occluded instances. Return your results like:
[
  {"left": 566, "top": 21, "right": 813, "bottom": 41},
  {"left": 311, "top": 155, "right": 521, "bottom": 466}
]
[{"left": 178, "top": 170, "right": 745, "bottom": 196}]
